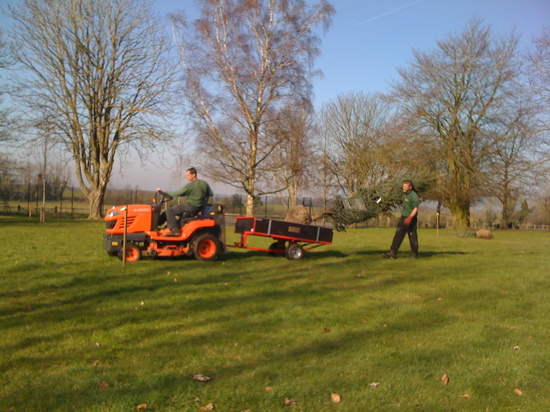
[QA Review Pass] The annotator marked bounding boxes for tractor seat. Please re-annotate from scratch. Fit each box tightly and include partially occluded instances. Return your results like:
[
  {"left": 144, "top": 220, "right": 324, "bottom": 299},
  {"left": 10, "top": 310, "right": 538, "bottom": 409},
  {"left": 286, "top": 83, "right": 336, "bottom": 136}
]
[
  {"left": 175, "top": 204, "right": 212, "bottom": 226},
  {"left": 180, "top": 210, "right": 200, "bottom": 219},
  {"left": 199, "top": 205, "right": 213, "bottom": 217}
]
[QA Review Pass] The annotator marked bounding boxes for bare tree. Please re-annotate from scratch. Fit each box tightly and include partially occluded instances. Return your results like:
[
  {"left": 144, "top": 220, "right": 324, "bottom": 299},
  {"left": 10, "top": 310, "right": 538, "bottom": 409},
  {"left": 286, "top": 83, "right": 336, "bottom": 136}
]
[
  {"left": 7, "top": 0, "right": 177, "bottom": 219},
  {"left": 0, "top": 29, "right": 9, "bottom": 69},
  {"left": 318, "top": 92, "right": 393, "bottom": 197},
  {"left": 309, "top": 115, "right": 338, "bottom": 216},
  {"left": 388, "top": 19, "right": 521, "bottom": 229},
  {"left": 0, "top": 29, "right": 14, "bottom": 145},
  {"left": 263, "top": 105, "right": 314, "bottom": 209},
  {"left": 170, "top": 0, "right": 334, "bottom": 215},
  {"left": 524, "top": 27, "right": 550, "bottom": 193},
  {"left": 479, "top": 27, "right": 550, "bottom": 227},
  {"left": 480, "top": 97, "right": 548, "bottom": 227},
  {"left": 526, "top": 27, "right": 550, "bottom": 136}
]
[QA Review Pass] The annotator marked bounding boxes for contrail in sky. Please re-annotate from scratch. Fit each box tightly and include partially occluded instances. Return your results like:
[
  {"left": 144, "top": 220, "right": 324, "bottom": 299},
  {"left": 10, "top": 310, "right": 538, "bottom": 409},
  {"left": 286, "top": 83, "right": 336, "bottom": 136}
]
[{"left": 354, "top": 0, "right": 424, "bottom": 26}]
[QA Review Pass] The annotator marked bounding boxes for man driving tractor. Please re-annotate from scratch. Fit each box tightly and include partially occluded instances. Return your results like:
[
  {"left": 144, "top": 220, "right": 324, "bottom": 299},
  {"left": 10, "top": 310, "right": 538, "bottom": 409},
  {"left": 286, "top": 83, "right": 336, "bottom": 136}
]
[{"left": 157, "top": 167, "right": 213, "bottom": 236}]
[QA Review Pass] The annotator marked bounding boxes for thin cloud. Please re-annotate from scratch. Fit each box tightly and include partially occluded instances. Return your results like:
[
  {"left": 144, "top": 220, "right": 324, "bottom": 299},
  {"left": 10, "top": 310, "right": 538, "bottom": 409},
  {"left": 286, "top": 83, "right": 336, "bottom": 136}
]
[{"left": 354, "top": 0, "right": 424, "bottom": 26}]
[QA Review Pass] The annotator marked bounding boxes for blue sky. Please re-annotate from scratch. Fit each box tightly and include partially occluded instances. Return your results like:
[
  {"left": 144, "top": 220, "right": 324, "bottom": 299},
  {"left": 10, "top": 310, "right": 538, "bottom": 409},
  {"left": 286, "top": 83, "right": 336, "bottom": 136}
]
[
  {"left": 142, "top": 0, "right": 550, "bottom": 191},
  {"left": 308, "top": 0, "right": 549, "bottom": 105},
  {"left": 154, "top": 0, "right": 550, "bottom": 107},
  {"left": 2, "top": 0, "right": 549, "bottom": 191}
]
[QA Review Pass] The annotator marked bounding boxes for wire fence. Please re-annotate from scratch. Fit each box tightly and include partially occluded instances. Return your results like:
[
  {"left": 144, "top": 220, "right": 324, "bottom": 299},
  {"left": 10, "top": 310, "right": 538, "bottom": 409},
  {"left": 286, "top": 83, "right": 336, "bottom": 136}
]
[
  {"left": 1, "top": 187, "right": 326, "bottom": 221},
  {"left": 1, "top": 186, "right": 549, "bottom": 230}
]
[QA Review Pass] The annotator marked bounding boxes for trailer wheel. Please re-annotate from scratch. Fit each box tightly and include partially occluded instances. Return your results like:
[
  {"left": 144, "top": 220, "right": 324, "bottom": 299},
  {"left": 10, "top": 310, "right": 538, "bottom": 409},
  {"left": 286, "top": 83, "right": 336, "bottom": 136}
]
[
  {"left": 268, "top": 241, "right": 285, "bottom": 257},
  {"left": 193, "top": 233, "right": 220, "bottom": 261},
  {"left": 285, "top": 243, "right": 304, "bottom": 260},
  {"left": 118, "top": 245, "right": 141, "bottom": 262}
]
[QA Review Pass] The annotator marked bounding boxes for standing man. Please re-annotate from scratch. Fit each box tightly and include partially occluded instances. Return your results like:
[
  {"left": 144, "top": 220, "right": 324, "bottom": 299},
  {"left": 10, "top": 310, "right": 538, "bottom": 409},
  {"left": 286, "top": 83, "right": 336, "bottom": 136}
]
[
  {"left": 157, "top": 167, "right": 213, "bottom": 236},
  {"left": 382, "top": 180, "right": 419, "bottom": 259}
]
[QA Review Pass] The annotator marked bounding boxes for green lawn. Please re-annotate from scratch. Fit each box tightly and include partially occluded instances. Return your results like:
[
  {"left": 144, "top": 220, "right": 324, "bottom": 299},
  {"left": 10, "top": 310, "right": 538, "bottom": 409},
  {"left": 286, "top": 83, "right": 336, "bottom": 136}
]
[{"left": 0, "top": 217, "right": 548, "bottom": 411}]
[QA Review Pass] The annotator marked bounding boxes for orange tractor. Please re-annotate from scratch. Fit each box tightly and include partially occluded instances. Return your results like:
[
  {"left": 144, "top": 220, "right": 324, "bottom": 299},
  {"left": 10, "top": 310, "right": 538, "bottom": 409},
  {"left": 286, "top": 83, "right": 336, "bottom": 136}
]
[{"left": 103, "top": 191, "right": 225, "bottom": 262}]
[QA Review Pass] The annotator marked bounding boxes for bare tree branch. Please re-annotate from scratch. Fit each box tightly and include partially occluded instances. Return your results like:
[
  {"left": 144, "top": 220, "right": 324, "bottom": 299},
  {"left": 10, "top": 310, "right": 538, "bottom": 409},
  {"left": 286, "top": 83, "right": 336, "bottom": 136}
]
[
  {"left": 388, "top": 18, "right": 523, "bottom": 229},
  {"left": 170, "top": 0, "right": 334, "bottom": 215},
  {"left": 7, "top": 0, "right": 177, "bottom": 218}
]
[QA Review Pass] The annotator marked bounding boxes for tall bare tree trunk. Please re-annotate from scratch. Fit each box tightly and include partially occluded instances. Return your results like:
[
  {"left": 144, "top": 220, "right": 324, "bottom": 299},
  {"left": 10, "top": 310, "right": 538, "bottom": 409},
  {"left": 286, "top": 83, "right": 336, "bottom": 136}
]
[
  {"left": 87, "top": 188, "right": 106, "bottom": 220},
  {"left": 246, "top": 193, "right": 255, "bottom": 217}
]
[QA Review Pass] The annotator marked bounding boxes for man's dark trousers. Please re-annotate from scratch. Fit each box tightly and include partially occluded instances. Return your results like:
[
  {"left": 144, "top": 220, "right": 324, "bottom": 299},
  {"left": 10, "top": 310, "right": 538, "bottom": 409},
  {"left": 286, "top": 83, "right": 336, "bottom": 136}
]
[
  {"left": 165, "top": 204, "right": 200, "bottom": 230},
  {"left": 390, "top": 216, "right": 418, "bottom": 255}
]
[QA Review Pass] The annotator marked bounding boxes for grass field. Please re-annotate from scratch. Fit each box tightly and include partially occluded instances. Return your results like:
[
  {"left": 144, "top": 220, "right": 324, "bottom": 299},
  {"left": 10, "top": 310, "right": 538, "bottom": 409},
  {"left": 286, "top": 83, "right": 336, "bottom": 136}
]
[{"left": 0, "top": 216, "right": 549, "bottom": 411}]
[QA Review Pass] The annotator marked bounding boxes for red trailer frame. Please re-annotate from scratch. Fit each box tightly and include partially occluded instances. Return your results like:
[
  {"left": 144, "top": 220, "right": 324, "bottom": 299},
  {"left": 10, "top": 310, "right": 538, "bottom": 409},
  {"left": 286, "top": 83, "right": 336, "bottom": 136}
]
[{"left": 229, "top": 217, "right": 333, "bottom": 260}]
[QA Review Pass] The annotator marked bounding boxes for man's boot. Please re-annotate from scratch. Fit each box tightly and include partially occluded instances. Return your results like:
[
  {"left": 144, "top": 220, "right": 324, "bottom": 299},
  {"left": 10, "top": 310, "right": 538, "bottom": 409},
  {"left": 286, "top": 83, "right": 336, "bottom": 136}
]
[{"left": 382, "top": 251, "right": 396, "bottom": 259}]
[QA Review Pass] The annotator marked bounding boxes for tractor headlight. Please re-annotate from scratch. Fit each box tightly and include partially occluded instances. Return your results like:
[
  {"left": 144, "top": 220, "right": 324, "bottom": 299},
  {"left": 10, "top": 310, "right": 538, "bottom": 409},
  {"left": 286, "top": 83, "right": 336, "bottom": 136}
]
[{"left": 107, "top": 210, "right": 121, "bottom": 218}]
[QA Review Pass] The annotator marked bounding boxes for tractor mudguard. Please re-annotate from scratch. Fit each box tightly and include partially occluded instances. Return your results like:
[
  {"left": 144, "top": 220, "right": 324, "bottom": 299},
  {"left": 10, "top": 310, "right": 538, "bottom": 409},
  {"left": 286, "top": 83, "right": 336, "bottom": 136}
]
[{"left": 148, "top": 218, "right": 216, "bottom": 241}]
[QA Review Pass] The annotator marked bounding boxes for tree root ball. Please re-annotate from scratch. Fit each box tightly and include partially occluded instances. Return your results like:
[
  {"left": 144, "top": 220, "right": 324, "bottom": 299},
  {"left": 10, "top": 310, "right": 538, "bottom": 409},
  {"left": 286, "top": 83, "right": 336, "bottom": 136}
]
[
  {"left": 476, "top": 229, "right": 493, "bottom": 239},
  {"left": 284, "top": 205, "right": 312, "bottom": 225}
]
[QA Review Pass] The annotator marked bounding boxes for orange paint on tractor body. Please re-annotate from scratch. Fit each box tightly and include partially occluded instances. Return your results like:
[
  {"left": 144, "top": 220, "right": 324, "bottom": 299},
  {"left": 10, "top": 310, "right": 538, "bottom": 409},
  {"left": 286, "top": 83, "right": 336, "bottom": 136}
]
[{"left": 103, "top": 200, "right": 225, "bottom": 262}]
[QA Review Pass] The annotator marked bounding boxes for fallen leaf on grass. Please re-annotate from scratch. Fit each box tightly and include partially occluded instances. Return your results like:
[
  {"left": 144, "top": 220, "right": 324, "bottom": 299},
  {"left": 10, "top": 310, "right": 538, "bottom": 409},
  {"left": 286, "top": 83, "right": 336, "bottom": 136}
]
[
  {"left": 284, "top": 397, "right": 297, "bottom": 407},
  {"left": 514, "top": 388, "right": 523, "bottom": 396},
  {"left": 331, "top": 393, "right": 341, "bottom": 403},
  {"left": 461, "top": 394, "right": 470, "bottom": 398},
  {"left": 441, "top": 374, "right": 450, "bottom": 385},
  {"left": 92, "top": 360, "right": 100, "bottom": 367},
  {"left": 265, "top": 387, "right": 272, "bottom": 392},
  {"left": 321, "top": 327, "right": 332, "bottom": 333},
  {"left": 513, "top": 346, "right": 520, "bottom": 350},
  {"left": 193, "top": 374, "right": 211, "bottom": 382},
  {"left": 136, "top": 404, "right": 147, "bottom": 410},
  {"left": 199, "top": 402, "right": 215, "bottom": 411},
  {"left": 98, "top": 381, "right": 110, "bottom": 390},
  {"left": 369, "top": 382, "right": 380, "bottom": 388}
]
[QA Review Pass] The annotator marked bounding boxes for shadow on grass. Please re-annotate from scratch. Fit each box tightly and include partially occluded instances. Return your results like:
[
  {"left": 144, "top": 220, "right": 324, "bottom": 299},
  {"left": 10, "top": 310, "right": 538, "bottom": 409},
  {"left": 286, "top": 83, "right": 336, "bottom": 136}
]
[
  {"left": 166, "top": 304, "right": 458, "bottom": 390},
  {"left": 218, "top": 249, "right": 348, "bottom": 261},
  {"left": 2, "top": 280, "right": 457, "bottom": 410},
  {"left": 355, "top": 249, "right": 467, "bottom": 258}
]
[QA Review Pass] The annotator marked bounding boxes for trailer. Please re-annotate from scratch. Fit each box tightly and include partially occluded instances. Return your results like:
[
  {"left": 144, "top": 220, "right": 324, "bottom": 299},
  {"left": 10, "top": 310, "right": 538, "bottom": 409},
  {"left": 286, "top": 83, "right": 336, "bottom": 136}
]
[{"left": 231, "top": 216, "right": 333, "bottom": 260}]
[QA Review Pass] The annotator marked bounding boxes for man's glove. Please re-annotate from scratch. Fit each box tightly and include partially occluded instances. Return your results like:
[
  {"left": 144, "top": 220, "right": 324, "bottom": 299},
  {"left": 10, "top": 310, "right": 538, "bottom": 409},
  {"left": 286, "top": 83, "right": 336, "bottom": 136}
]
[{"left": 404, "top": 216, "right": 413, "bottom": 226}]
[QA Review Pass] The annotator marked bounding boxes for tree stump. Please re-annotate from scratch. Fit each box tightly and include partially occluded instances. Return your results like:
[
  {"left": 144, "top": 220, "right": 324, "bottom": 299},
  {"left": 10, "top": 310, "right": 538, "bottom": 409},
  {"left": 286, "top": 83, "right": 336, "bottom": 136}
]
[{"left": 284, "top": 205, "right": 312, "bottom": 225}]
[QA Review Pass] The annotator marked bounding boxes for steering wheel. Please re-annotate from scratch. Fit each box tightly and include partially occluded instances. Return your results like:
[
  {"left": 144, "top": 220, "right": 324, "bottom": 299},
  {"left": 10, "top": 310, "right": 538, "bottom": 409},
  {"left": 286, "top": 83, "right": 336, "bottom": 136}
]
[{"left": 154, "top": 190, "right": 173, "bottom": 205}]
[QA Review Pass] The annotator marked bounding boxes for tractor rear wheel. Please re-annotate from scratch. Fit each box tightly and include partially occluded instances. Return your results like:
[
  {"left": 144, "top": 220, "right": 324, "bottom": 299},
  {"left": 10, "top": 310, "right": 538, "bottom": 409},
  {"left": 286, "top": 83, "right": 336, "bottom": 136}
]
[
  {"left": 118, "top": 244, "right": 141, "bottom": 262},
  {"left": 193, "top": 233, "right": 220, "bottom": 261}
]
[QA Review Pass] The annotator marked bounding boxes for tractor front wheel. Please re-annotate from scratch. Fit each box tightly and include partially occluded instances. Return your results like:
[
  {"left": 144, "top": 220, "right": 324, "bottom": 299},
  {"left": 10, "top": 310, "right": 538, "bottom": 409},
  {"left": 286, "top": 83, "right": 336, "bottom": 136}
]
[
  {"left": 118, "top": 244, "right": 141, "bottom": 262},
  {"left": 193, "top": 233, "right": 220, "bottom": 261}
]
